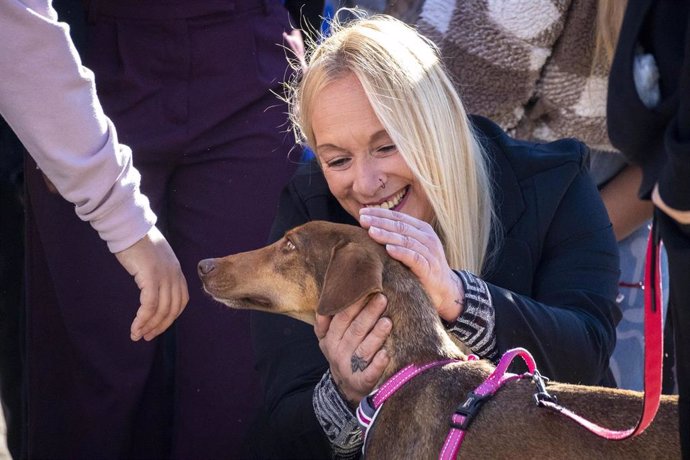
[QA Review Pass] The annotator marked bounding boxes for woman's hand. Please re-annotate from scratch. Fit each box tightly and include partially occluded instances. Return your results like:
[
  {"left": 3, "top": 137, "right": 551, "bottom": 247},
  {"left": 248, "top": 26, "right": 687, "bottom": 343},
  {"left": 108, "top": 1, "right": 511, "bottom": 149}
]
[
  {"left": 314, "top": 293, "right": 392, "bottom": 408},
  {"left": 359, "top": 207, "right": 464, "bottom": 322}
]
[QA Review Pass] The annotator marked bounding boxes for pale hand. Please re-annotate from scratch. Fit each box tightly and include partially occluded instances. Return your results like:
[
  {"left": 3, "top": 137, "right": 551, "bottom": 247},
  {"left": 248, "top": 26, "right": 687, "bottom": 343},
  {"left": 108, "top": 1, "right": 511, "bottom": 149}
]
[
  {"left": 359, "top": 207, "right": 464, "bottom": 322},
  {"left": 115, "top": 226, "right": 189, "bottom": 341},
  {"left": 314, "top": 293, "right": 391, "bottom": 407}
]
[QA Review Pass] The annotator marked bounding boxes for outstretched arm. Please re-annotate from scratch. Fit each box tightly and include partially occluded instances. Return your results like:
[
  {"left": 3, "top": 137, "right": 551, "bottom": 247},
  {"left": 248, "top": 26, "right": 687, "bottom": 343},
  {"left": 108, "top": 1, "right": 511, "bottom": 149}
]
[{"left": 0, "top": 0, "right": 189, "bottom": 340}]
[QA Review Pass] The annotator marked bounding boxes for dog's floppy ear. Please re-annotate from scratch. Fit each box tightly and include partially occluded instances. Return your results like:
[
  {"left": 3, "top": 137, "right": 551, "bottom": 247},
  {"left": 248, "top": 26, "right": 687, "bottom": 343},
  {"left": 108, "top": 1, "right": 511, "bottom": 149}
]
[{"left": 317, "top": 241, "right": 384, "bottom": 316}]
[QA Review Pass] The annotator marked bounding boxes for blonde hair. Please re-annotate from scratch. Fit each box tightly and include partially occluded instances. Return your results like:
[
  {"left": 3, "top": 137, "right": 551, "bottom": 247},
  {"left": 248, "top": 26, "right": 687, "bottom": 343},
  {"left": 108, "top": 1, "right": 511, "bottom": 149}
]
[
  {"left": 593, "top": 0, "right": 628, "bottom": 69},
  {"left": 286, "top": 11, "right": 496, "bottom": 273}
]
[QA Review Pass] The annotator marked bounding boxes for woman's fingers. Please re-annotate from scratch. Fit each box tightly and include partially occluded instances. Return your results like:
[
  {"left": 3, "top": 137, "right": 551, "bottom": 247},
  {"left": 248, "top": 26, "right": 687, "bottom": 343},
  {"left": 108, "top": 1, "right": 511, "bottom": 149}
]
[
  {"left": 314, "top": 313, "right": 332, "bottom": 341},
  {"left": 315, "top": 294, "right": 391, "bottom": 404},
  {"left": 358, "top": 206, "right": 460, "bottom": 319},
  {"left": 339, "top": 294, "right": 388, "bottom": 348},
  {"left": 317, "top": 293, "right": 386, "bottom": 344},
  {"left": 360, "top": 208, "right": 438, "bottom": 250},
  {"left": 360, "top": 209, "right": 441, "bottom": 279},
  {"left": 350, "top": 315, "right": 392, "bottom": 373},
  {"left": 360, "top": 207, "right": 427, "bottom": 229}
]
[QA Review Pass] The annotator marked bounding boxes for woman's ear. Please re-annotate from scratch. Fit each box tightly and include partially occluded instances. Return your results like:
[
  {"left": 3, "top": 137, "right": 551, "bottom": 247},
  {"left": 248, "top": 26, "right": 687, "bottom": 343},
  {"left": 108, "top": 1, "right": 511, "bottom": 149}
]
[{"left": 317, "top": 241, "right": 384, "bottom": 316}]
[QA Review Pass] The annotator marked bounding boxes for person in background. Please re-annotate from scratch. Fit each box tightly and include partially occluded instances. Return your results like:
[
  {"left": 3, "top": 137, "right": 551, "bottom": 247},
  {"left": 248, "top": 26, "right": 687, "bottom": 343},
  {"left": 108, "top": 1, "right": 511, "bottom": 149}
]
[
  {"left": 6, "top": 2, "right": 293, "bottom": 458},
  {"left": 19, "top": 0, "right": 300, "bottom": 457},
  {"left": 249, "top": 12, "right": 620, "bottom": 458},
  {"left": 323, "top": 0, "right": 421, "bottom": 23},
  {"left": 414, "top": 0, "right": 663, "bottom": 392},
  {"left": 607, "top": 0, "right": 690, "bottom": 455},
  {"left": 0, "top": 0, "right": 188, "bottom": 456}
]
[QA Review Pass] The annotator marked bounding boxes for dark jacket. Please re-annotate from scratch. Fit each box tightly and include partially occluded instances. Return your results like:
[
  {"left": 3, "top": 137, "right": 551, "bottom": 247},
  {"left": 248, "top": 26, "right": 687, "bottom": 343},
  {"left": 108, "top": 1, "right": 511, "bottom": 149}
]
[
  {"left": 607, "top": 0, "right": 690, "bottom": 206},
  {"left": 248, "top": 115, "right": 620, "bottom": 458}
]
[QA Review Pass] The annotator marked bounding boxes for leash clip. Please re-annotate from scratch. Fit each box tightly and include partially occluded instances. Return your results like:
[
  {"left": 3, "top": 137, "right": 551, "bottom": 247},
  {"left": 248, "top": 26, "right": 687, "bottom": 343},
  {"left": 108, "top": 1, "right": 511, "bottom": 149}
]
[
  {"left": 531, "top": 370, "right": 557, "bottom": 406},
  {"left": 450, "top": 391, "right": 491, "bottom": 430}
]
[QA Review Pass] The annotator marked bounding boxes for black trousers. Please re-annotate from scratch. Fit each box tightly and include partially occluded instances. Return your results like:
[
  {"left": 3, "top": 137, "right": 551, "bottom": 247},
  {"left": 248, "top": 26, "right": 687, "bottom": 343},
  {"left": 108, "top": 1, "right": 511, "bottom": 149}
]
[
  {"left": 658, "top": 211, "right": 690, "bottom": 457},
  {"left": 0, "top": 118, "right": 25, "bottom": 460}
]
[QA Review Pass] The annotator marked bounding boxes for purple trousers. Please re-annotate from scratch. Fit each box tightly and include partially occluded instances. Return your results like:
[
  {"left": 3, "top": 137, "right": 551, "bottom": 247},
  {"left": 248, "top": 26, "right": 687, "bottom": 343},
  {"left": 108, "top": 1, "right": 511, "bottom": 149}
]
[{"left": 24, "top": 1, "right": 299, "bottom": 458}]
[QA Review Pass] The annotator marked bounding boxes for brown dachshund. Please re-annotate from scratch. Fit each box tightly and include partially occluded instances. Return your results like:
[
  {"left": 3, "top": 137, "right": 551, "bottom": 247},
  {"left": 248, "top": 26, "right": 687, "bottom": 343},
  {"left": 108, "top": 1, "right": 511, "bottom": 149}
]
[{"left": 198, "top": 221, "right": 679, "bottom": 459}]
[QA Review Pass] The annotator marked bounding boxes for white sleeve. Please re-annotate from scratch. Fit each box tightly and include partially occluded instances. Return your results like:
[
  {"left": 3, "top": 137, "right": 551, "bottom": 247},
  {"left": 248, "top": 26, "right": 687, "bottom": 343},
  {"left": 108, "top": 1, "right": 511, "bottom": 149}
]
[{"left": 0, "top": 0, "right": 156, "bottom": 253}]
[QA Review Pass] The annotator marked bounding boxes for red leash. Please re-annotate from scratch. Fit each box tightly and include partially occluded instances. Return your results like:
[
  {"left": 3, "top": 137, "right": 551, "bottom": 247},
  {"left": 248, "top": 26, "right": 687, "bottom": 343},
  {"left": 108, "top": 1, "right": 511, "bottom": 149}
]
[
  {"left": 439, "top": 224, "right": 663, "bottom": 457},
  {"left": 535, "top": 223, "right": 664, "bottom": 438}
]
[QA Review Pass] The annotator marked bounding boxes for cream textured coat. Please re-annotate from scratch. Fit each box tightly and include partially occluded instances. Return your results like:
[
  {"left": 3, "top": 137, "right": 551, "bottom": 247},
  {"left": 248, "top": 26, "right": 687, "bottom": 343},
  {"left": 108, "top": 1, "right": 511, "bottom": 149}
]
[{"left": 417, "top": 0, "right": 616, "bottom": 154}]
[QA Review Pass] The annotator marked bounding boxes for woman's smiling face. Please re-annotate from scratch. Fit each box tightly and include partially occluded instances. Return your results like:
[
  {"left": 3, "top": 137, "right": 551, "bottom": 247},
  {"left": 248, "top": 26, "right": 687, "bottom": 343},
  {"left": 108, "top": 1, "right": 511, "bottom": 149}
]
[{"left": 311, "top": 73, "right": 434, "bottom": 224}]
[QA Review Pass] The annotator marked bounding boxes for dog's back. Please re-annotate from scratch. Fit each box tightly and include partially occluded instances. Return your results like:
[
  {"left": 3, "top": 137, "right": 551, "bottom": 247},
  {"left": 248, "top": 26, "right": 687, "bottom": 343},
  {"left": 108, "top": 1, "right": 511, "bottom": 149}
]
[{"left": 366, "top": 361, "right": 679, "bottom": 459}]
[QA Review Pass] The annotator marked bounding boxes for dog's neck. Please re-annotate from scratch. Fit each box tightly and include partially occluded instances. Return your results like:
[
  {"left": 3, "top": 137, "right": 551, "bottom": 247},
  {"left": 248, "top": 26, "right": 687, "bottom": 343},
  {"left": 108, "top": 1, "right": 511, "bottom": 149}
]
[{"left": 378, "top": 261, "right": 466, "bottom": 385}]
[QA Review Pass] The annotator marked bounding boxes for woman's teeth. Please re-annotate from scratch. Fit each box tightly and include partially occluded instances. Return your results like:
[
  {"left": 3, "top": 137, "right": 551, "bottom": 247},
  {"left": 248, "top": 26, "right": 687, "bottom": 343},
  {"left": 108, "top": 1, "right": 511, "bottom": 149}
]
[{"left": 367, "top": 187, "right": 407, "bottom": 210}]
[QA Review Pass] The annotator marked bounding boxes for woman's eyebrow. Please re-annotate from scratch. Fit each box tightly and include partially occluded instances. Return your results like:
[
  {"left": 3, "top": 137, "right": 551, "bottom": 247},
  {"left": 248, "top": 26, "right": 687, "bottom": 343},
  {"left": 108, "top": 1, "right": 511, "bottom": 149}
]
[
  {"left": 315, "top": 143, "right": 348, "bottom": 153},
  {"left": 370, "top": 129, "right": 391, "bottom": 144},
  {"left": 316, "top": 130, "right": 391, "bottom": 153}
]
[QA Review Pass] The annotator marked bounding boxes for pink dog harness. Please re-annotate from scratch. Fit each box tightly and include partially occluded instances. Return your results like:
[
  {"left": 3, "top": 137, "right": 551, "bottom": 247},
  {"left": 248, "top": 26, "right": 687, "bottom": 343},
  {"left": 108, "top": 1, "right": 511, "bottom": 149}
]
[
  {"left": 357, "top": 341, "right": 662, "bottom": 458},
  {"left": 355, "top": 350, "right": 537, "bottom": 458},
  {"left": 439, "top": 348, "right": 538, "bottom": 459},
  {"left": 356, "top": 358, "right": 459, "bottom": 452}
]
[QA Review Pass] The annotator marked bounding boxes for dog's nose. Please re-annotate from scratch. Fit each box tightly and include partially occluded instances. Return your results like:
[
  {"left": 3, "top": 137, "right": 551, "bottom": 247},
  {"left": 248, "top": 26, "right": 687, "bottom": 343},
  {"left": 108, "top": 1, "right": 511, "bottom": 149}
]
[{"left": 197, "top": 259, "right": 217, "bottom": 277}]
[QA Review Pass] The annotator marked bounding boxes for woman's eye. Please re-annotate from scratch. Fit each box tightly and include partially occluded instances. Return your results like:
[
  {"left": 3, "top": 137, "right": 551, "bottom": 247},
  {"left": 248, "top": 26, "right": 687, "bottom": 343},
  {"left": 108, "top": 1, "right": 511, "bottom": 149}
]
[
  {"left": 325, "top": 157, "right": 351, "bottom": 170},
  {"left": 374, "top": 144, "right": 397, "bottom": 156}
]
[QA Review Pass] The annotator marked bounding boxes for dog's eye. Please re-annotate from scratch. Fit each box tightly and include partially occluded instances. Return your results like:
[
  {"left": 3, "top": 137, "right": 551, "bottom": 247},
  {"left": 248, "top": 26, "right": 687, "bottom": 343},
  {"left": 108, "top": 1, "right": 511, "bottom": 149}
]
[{"left": 285, "top": 240, "right": 296, "bottom": 251}]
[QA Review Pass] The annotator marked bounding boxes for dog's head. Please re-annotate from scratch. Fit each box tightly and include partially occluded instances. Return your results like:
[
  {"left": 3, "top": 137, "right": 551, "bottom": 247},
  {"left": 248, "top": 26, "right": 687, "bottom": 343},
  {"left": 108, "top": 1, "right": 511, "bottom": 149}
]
[{"left": 198, "top": 221, "right": 389, "bottom": 324}]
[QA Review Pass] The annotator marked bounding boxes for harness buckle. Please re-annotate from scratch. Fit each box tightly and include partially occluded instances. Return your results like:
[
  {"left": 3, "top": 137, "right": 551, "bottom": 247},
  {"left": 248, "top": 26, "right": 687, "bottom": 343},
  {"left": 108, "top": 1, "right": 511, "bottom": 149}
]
[
  {"left": 531, "top": 370, "right": 557, "bottom": 406},
  {"left": 356, "top": 395, "right": 377, "bottom": 429},
  {"left": 450, "top": 391, "right": 491, "bottom": 430}
]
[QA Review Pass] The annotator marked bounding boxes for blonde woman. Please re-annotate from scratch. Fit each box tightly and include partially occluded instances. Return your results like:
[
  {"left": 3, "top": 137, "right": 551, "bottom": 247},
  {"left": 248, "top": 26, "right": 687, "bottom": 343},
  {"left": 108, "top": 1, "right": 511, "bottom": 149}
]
[{"left": 249, "top": 13, "right": 619, "bottom": 458}]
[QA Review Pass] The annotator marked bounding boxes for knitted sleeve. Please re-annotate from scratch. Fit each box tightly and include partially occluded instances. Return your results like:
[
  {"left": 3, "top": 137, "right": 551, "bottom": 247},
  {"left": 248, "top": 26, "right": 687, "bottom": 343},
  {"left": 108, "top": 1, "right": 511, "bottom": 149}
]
[
  {"left": 444, "top": 270, "right": 498, "bottom": 361},
  {"left": 312, "top": 370, "right": 363, "bottom": 459}
]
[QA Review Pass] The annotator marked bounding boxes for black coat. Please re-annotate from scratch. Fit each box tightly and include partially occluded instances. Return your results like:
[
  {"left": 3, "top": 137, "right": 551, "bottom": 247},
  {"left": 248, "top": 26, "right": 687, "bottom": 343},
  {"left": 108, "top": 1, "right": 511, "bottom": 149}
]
[
  {"left": 247, "top": 115, "right": 620, "bottom": 458},
  {"left": 607, "top": 0, "right": 690, "bottom": 205}
]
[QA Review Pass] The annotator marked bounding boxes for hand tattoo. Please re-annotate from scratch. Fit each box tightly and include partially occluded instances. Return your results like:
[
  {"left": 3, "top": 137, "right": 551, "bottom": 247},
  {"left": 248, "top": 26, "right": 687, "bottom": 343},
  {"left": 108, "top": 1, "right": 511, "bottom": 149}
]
[{"left": 351, "top": 353, "right": 368, "bottom": 373}]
